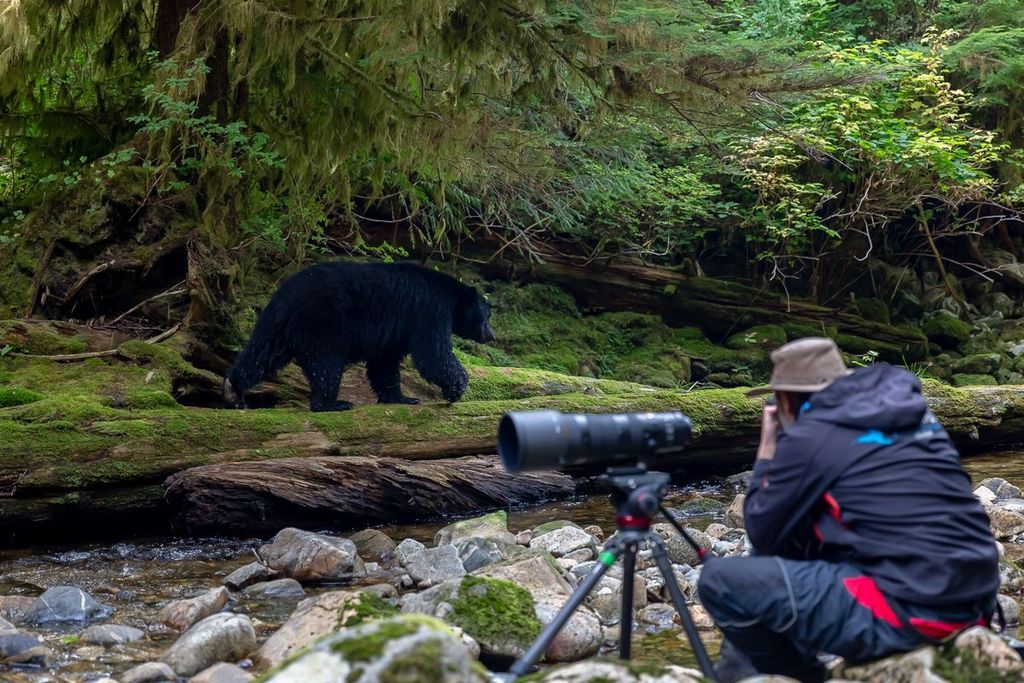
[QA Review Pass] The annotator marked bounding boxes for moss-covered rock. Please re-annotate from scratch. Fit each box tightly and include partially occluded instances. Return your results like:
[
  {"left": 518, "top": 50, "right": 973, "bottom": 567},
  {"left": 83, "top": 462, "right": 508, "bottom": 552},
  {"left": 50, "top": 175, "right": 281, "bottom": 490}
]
[
  {"left": 952, "top": 354, "right": 1003, "bottom": 376},
  {"left": 0, "top": 387, "right": 44, "bottom": 408},
  {"left": 853, "top": 298, "right": 891, "bottom": 324},
  {"left": 724, "top": 325, "right": 787, "bottom": 351},
  {"left": 952, "top": 374, "right": 998, "bottom": 387},
  {"left": 923, "top": 311, "right": 972, "bottom": 348}
]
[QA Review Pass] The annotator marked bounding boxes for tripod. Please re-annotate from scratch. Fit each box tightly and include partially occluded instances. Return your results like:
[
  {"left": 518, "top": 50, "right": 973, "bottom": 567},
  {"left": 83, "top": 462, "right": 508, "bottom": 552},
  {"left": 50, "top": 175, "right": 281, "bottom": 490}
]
[{"left": 503, "top": 468, "right": 718, "bottom": 681}]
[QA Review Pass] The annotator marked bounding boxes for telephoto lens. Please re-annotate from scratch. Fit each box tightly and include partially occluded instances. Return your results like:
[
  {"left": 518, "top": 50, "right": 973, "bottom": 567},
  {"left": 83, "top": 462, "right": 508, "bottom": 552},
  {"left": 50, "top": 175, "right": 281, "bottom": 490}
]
[{"left": 497, "top": 410, "right": 692, "bottom": 473}]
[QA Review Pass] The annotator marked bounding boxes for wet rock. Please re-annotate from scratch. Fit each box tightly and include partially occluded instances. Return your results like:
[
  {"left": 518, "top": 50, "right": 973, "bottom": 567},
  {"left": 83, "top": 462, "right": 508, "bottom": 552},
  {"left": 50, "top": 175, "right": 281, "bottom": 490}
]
[
  {"left": 255, "top": 590, "right": 396, "bottom": 668},
  {"left": 673, "top": 495, "right": 725, "bottom": 517},
  {"left": 358, "top": 583, "right": 398, "bottom": 600},
  {"left": 705, "top": 523, "right": 730, "bottom": 539},
  {"left": 980, "top": 478, "right": 1024, "bottom": 501},
  {"left": 82, "top": 623, "right": 146, "bottom": 646},
  {"left": 241, "top": 579, "right": 304, "bottom": 599},
  {"left": 535, "top": 597, "right": 602, "bottom": 662},
  {"left": 435, "top": 510, "right": 516, "bottom": 547},
  {"left": 189, "top": 662, "right": 254, "bottom": 683},
  {"left": 529, "top": 526, "right": 596, "bottom": 558},
  {"left": 998, "top": 594, "right": 1020, "bottom": 626},
  {"left": 987, "top": 506, "right": 1024, "bottom": 540},
  {"left": 404, "top": 545, "right": 467, "bottom": 587},
  {"left": 954, "top": 625, "right": 1024, "bottom": 672},
  {"left": 726, "top": 470, "right": 754, "bottom": 490},
  {"left": 0, "top": 596, "right": 36, "bottom": 625},
  {"left": 0, "top": 629, "right": 54, "bottom": 666},
  {"left": 24, "top": 586, "right": 113, "bottom": 624},
  {"left": 516, "top": 530, "right": 534, "bottom": 546},
  {"left": 652, "top": 524, "right": 713, "bottom": 566},
  {"left": 531, "top": 660, "right": 703, "bottom": 682},
  {"left": 586, "top": 575, "right": 646, "bottom": 625},
  {"left": 477, "top": 555, "right": 572, "bottom": 599},
  {"left": 638, "top": 603, "right": 679, "bottom": 632},
  {"left": 725, "top": 494, "right": 746, "bottom": 529},
  {"left": 533, "top": 520, "right": 582, "bottom": 536},
  {"left": 583, "top": 525, "right": 605, "bottom": 542},
  {"left": 121, "top": 662, "right": 177, "bottom": 683},
  {"left": 162, "top": 613, "right": 257, "bottom": 677},
  {"left": 258, "top": 528, "right": 366, "bottom": 582},
  {"left": 223, "top": 562, "right": 276, "bottom": 591},
  {"left": 346, "top": 528, "right": 397, "bottom": 564},
  {"left": 260, "top": 614, "right": 488, "bottom": 683},
  {"left": 838, "top": 647, "right": 935, "bottom": 682},
  {"left": 455, "top": 537, "right": 503, "bottom": 572},
  {"left": 159, "top": 587, "right": 229, "bottom": 631},
  {"left": 394, "top": 538, "right": 427, "bottom": 566}
]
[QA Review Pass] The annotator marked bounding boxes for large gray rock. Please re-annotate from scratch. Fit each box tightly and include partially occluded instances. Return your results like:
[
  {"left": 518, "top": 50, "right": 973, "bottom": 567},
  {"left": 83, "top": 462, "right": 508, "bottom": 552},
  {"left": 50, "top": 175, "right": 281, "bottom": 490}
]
[
  {"left": 162, "top": 613, "right": 257, "bottom": 677},
  {"left": 998, "top": 594, "right": 1021, "bottom": 626},
  {"left": 347, "top": 528, "right": 397, "bottom": 564},
  {"left": 435, "top": 511, "right": 516, "bottom": 547},
  {"left": 0, "top": 629, "right": 54, "bottom": 666},
  {"left": 534, "top": 598, "right": 601, "bottom": 663},
  {"left": 254, "top": 590, "right": 396, "bottom": 668},
  {"left": 455, "top": 538, "right": 503, "bottom": 572},
  {"left": 394, "top": 538, "right": 427, "bottom": 566},
  {"left": 954, "top": 626, "right": 1024, "bottom": 672},
  {"left": 121, "top": 661, "right": 177, "bottom": 683},
  {"left": 23, "top": 586, "right": 113, "bottom": 624},
  {"left": 652, "top": 524, "right": 713, "bottom": 566},
  {"left": 988, "top": 507, "right": 1024, "bottom": 540},
  {"left": 532, "top": 660, "right": 703, "bottom": 682},
  {"left": 82, "top": 623, "right": 146, "bottom": 646},
  {"left": 260, "top": 615, "right": 488, "bottom": 683},
  {"left": 725, "top": 494, "right": 746, "bottom": 529},
  {"left": 476, "top": 555, "right": 572, "bottom": 600},
  {"left": 258, "top": 528, "right": 366, "bottom": 582},
  {"left": 404, "top": 545, "right": 467, "bottom": 587},
  {"left": 189, "top": 662, "right": 254, "bottom": 683},
  {"left": 586, "top": 575, "right": 646, "bottom": 625},
  {"left": 159, "top": 587, "right": 229, "bottom": 631},
  {"left": 529, "top": 527, "right": 596, "bottom": 558},
  {"left": 241, "top": 578, "right": 305, "bottom": 599},
  {"left": 980, "top": 478, "right": 1024, "bottom": 501},
  {"left": 223, "top": 562, "right": 276, "bottom": 591}
]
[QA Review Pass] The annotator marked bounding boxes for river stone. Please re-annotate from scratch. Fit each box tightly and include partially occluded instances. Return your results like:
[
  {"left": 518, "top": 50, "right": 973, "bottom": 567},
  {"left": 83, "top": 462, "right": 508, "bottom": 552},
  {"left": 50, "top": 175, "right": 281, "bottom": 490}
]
[
  {"left": 838, "top": 647, "right": 935, "bottom": 682},
  {"left": 529, "top": 526, "right": 595, "bottom": 558},
  {"left": 638, "top": 603, "right": 679, "bottom": 632},
  {"left": 652, "top": 524, "right": 713, "bottom": 566},
  {"left": 159, "top": 586, "right": 229, "bottom": 631},
  {"left": 82, "top": 623, "right": 146, "bottom": 646},
  {"left": 162, "top": 613, "right": 257, "bottom": 676},
  {"left": 980, "top": 478, "right": 1024, "bottom": 501},
  {"left": 586, "top": 575, "right": 646, "bottom": 625},
  {"left": 988, "top": 507, "right": 1024, "bottom": 540},
  {"left": 998, "top": 594, "right": 1020, "bottom": 626},
  {"left": 241, "top": 578, "right": 305, "bottom": 599},
  {"left": 260, "top": 614, "right": 488, "bottom": 683},
  {"left": 725, "top": 494, "right": 746, "bottom": 529},
  {"left": 259, "top": 528, "right": 366, "bottom": 582},
  {"left": 476, "top": 555, "right": 572, "bottom": 600},
  {"left": 516, "top": 530, "right": 534, "bottom": 545},
  {"left": 189, "top": 662, "right": 254, "bottom": 683},
  {"left": 404, "top": 545, "right": 467, "bottom": 587},
  {"left": 533, "top": 520, "right": 582, "bottom": 536},
  {"left": 532, "top": 660, "right": 703, "bottom": 682},
  {"left": 0, "top": 629, "right": 54, "bottom": 666},
  {"left": 255, "top": 590, "right": 396, "bottom": 667},
  {"left": 223, "top": 562, "right": 276, "bottom": 591},
  {"left": 953, "top": 353, "right": 1003, "bottom": 376},
  {"left": 122, "top": 661, "right": 177, "bottom": 683},
  {"left": 435, "top": 510, "right": 516, "bottom": 547},
  {"left": 455, "top": 537, "right": 503, "bottom": 572},
  {"left": 954, "top": 625, "right": 1024, "bottom": 672},
  {"left": 394, "top": 538, "right": 427, "bottom": 566},
  {"left": 347, "top": 528, "right": 397, "bottom": 564},
  {"left": 0, "top": 596, "right": 35, "bottom": 625},
  {"left": 534, "top": 597, "right": 602, "bottom": 662},
  {"left": 23, "top": 586, "right": 113, "bottom": 624}
]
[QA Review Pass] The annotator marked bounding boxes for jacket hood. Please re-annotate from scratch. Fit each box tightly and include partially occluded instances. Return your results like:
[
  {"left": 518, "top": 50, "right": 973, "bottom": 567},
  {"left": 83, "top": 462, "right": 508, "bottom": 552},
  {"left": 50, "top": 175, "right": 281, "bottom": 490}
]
[{"left": 805, "top": 363, "right": 928, "bottom": 432}]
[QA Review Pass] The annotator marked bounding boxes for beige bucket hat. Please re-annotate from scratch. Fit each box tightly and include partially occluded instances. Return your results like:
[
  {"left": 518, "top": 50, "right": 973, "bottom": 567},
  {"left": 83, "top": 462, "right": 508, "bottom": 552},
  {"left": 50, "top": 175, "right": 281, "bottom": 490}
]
[{"left": 746, "top": 337, "right": 853, "bottom": 397}]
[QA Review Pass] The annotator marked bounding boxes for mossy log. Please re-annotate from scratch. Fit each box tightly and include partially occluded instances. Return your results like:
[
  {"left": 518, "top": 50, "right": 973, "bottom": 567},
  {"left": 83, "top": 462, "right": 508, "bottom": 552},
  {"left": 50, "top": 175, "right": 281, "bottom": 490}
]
[
  {"left": 163, "top": 454, "right": 575, "bottom": 535},
  {"left": 453, "top": 242, "right": 927, "bottom": 361}
]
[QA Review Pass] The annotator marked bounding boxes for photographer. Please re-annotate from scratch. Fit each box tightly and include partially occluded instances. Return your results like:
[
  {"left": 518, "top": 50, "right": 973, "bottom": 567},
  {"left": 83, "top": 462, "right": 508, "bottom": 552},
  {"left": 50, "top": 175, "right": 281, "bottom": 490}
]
[{"left": 697, "top": 338, "right": 1000, "bottom": 682}]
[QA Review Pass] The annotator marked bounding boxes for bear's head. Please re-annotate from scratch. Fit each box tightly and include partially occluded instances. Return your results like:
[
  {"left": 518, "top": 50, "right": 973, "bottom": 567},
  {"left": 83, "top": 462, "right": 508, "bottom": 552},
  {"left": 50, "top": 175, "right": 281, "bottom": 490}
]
[{"left": 454, "top": 288, "right": 495, "bottom": 344}]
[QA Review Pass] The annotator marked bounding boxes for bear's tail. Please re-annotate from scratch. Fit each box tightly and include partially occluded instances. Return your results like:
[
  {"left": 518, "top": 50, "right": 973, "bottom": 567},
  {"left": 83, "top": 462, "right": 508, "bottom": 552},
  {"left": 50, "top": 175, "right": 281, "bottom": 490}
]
[{"left": 224, "top": 312, "right": 291, "bottom": 407}]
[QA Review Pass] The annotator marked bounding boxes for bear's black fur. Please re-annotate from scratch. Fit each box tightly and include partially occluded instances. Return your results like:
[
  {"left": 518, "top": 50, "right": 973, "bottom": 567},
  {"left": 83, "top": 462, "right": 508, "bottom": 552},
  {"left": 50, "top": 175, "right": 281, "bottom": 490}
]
[{"left": 224, "top": 261, "right": 494, "bottom": 411}]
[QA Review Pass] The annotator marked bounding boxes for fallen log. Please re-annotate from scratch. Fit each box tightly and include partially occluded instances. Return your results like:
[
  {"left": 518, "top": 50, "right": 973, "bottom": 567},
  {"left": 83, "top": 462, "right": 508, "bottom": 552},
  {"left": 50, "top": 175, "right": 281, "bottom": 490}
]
[{"left": 163, "top": 455, "right": 575, "bottom": 536}]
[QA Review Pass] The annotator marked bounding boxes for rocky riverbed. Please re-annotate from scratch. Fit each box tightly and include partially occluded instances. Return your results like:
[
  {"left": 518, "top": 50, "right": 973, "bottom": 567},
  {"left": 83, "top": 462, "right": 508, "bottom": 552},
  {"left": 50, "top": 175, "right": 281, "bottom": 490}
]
[{"left": 1, "top": 467, "right": 1024, "bottom": 683}]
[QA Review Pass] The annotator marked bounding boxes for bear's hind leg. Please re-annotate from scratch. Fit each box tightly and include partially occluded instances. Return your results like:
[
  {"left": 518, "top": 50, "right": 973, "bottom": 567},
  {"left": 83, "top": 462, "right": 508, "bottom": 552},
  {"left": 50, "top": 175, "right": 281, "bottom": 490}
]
[
  {"left": 367, "top": 356, "right": 420, "bottom": 405},
  {"left": 297, "top": 354, "right": 352, "bottom": 412}
]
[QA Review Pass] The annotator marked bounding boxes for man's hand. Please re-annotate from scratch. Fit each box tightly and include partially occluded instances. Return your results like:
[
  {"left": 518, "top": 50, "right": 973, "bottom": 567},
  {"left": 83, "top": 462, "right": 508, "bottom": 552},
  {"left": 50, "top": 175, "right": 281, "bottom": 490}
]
[{"left": 756, "top": 404, "right": 779, "bottom": 461}]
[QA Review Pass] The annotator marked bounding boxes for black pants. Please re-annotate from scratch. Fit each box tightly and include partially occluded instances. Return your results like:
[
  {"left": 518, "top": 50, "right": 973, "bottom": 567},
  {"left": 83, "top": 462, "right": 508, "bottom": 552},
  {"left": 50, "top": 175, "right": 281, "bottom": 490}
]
[{"left": 697, "top": 557, "right": 988, "bottom": 682}]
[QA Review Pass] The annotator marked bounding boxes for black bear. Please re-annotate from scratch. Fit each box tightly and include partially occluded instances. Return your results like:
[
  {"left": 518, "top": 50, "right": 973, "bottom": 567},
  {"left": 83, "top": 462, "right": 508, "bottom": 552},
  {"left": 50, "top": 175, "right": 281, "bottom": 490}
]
[{"left": 223, "top": 261, "right": 494, "bottom": 411}]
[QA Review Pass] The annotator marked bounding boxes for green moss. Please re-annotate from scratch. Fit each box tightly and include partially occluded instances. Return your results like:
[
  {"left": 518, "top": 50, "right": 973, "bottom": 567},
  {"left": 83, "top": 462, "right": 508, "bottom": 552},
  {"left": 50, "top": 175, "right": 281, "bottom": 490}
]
[
  {"left": 448, "top": 577, "right": 540, "bottom": 651},
  {"left": 127, "top": 388, "right": 181, "bottom": 409},
  {"left": 923, "top": 311, "right": 972, "bottom": 348},
  {"left": 376, "top": 638, "right": 444, "bottom": 683},
  {"left": 0, "top": 387, "right": 44, "bottom": 407},
  {"left": 341, "top": 591, "right": 398, "bottom": 628},
  {"left": 724, "top": 325, "right": 787, "bottom": 350},
  {"left": 330, "top": 620, "right": 419, "bottom": 662},
  {"left": 532, "top": 520, "right": 580, "bottom": 535},
  {"left": 952, "top": 374, "right": 998, "bottom": 387},
  {"left": 853, "top": 298, "right": 891, "bottom": 324}
]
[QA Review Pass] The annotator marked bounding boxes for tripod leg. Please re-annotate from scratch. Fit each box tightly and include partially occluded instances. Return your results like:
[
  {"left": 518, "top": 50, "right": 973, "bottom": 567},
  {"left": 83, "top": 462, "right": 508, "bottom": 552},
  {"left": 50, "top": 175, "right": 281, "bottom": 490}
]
[
  {"left": 650, "top": 536, "right": 719, "bottom": 682},
  {"left": 619, "top": 541, "right": 636, "bottom": 660},
  {"left": 507, "top": 538, "right": 624, "bottom": 679}
]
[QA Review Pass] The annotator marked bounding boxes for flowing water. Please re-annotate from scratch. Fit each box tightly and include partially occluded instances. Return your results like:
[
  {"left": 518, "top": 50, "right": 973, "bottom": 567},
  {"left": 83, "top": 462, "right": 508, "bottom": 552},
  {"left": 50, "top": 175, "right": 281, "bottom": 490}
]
[{"left": 2, "top": 452, "right": 1023, "bottom": 681}]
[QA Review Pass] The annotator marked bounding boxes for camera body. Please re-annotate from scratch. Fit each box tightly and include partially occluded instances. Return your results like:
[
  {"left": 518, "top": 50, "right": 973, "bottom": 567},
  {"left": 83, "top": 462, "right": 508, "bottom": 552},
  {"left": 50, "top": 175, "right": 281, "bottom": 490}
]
[{"left": 497, "top": 410, "right": 693, "bottom": 474}]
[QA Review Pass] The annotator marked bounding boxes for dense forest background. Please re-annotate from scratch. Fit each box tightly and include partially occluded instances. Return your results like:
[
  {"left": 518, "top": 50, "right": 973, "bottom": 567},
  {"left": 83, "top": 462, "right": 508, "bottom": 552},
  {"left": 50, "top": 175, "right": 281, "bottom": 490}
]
[{"left": 1, "top": 0, "right": 1023, "bottom": 366}]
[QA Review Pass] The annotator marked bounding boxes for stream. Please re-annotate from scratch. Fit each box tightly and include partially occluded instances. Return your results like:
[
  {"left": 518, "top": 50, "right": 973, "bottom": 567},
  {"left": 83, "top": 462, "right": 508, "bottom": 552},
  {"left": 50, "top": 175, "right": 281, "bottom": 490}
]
[{"left": 1, "top": 452, "right": 1022, "bottom": 681}]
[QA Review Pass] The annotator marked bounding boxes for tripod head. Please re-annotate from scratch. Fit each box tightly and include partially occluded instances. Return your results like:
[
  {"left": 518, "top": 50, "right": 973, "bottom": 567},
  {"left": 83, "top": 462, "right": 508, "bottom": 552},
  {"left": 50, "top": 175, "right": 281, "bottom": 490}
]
[{"left": 601, "top": 467, "right": 671, "bottom": 530}]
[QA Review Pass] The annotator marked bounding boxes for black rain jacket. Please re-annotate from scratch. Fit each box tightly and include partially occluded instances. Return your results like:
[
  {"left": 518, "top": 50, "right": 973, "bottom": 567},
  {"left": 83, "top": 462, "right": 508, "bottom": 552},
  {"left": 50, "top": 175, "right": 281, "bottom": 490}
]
[{"left": 744, "top": 363, "right": 1000, "bottom": 607}]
